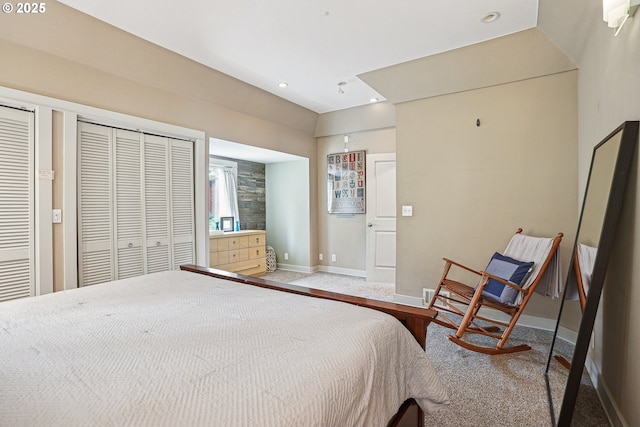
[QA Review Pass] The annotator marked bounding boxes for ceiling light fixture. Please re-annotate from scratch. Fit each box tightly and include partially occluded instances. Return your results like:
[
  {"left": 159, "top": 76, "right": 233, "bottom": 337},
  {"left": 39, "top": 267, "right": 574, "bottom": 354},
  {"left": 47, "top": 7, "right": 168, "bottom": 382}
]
[
  {"left": 369, "top": 97, "right": 380, "bottom": 103},
  {"left": 603, "top": 0, "right": 640, "bottom": 35},
  {"left": 337, "top": 81, "right": 346, "bottom": 94},
  {"left": 481, "top": 12, "right": 500, "bottom": 23},
  {"left": 278, "top": 82, "right": 288, "bottom": 88}
]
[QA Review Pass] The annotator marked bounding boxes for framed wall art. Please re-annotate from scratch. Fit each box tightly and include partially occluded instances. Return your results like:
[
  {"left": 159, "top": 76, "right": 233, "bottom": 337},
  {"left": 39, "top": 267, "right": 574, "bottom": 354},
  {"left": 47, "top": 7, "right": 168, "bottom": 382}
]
[{"left": 327, "top": 150, "right": 366, "bottom": 214}]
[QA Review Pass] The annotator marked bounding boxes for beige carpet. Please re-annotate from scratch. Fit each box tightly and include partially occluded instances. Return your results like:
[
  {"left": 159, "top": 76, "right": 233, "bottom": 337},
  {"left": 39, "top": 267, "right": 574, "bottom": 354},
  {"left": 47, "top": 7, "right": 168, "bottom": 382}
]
[{"left": 265, "top": 270, "right": 610, "bottom": 427}]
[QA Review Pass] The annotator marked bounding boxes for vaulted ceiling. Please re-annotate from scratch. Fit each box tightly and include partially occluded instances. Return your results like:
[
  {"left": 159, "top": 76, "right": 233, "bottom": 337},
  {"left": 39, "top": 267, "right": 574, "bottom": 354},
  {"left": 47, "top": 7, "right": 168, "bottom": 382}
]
[{"left": 57, "top": 0, "right": 550, "bottom": 114}]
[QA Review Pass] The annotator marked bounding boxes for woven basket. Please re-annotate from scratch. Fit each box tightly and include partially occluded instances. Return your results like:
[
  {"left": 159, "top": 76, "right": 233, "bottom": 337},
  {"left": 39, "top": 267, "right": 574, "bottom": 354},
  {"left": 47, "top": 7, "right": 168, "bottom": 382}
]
[{"left": 266, "top": 246, "right": 277, "bottom": 272}]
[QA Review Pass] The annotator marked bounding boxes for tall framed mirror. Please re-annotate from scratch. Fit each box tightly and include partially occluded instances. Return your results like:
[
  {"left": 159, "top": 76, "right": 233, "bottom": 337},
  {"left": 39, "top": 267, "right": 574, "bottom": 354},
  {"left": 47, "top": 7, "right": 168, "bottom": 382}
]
[{"left": 546, "top": 121, "right": 639, "bottom": 426}]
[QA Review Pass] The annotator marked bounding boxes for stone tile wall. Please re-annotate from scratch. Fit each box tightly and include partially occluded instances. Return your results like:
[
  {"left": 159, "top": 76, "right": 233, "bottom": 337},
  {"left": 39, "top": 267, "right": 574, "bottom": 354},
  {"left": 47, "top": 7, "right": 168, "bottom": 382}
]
[
  {"left": 237, "top": 159, "right": 266, "bottom": 230},
  {"left": 212, "top": 156, "right": 265, "bottom": 231}
]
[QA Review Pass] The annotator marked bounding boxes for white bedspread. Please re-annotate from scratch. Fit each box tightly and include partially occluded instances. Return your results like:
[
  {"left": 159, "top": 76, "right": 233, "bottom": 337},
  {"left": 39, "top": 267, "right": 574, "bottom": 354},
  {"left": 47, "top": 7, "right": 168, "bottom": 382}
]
[{"left": 0, "top": 270, "right": 449, "bottom": 427}]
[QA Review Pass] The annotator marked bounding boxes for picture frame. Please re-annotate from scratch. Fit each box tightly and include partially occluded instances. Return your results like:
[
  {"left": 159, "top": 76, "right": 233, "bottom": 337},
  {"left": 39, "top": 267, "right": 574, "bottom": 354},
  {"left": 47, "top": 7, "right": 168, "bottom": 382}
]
[
  {"left": 327, "top": 150, "right": 366, "bottom": 214},
  {"left": 220, "top": 216, "right": 235, "bottom": 232}
]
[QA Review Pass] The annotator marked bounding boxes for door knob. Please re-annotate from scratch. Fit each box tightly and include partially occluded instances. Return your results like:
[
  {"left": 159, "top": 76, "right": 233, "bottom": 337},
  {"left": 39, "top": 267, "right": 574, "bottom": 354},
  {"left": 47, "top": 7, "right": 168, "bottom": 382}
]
[{"left": 367, "top": 223, "right": 374, "bottom": 227}]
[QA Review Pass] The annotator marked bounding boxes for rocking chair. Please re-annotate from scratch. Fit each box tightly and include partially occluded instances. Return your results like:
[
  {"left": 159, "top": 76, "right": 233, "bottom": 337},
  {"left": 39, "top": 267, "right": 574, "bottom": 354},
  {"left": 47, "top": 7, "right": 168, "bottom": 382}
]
[{"left": 427, "top": 228, "right": 563, "bottom": 354}]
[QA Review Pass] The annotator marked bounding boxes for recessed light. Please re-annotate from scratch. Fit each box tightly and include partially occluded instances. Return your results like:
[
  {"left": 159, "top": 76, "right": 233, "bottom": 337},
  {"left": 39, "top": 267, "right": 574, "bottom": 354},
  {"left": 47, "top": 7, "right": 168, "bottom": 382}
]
[
  {"left": 278, "top": 82, "right": 288, "bottom": 88},
  {"left": 482, "top": 12, "right": 500, "bottom": 23},
  {"left": 369, "top": 97, "right": 379, "bottom": 103}
]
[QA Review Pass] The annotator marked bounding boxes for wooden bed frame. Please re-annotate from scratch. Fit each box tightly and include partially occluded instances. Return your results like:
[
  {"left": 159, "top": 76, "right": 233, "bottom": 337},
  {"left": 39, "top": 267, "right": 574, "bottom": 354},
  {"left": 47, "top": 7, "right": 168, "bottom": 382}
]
[{"left": 180, "top": 264, "right": 439, "bottom": 427}]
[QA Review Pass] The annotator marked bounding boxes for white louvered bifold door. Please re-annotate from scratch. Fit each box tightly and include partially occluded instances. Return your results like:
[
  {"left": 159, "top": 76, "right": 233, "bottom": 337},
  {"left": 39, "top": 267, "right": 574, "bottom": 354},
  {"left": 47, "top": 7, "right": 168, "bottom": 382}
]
[
  {"left": 114, "top": 129, "right": 144, "bottom": 279},
  {"left": 170, "top": 139, "right": 195, "bottom": 269},
  {"left": 0, "top": 106, "right": 34, "bottom": 302},
  {"left": 78, "top": 122, "right": 113, "bottom": 286},
  {"left": 143, "top": 134, "right": 171, "bottom": 273},
  {"left": 78, "top": 122, "right": 196, "bottom": 285}
]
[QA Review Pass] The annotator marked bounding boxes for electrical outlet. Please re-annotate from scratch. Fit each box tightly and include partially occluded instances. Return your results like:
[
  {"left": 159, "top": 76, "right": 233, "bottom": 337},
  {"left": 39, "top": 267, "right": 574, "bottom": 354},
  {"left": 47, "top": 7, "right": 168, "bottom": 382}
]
[
  {"left": 284, "top": 252, "right": 289, "bottom": 260},
  {"left": 423, "top": 288, "right": 450, "bottom": 307},
  {"left": 319, "top": 253, "right": 323, "bottom": 261},
  {"left": 331, "top": 254, "right": 337, "bottom": 262}
]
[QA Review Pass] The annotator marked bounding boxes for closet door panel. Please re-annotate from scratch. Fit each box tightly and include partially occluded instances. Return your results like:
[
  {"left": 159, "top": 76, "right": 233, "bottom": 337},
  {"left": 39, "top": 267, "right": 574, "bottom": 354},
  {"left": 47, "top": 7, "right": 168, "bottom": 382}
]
[
  {"left": 143, "top": 134, "right": 171, "bottom": 273},
  {"left": 0, "top": 106, "right": 34, "bottom": 301},
  {"left": 78, "top": 123, "right": 196, "bottom": 283},
  {"left": 170, "top": 139, "right": 195, "bottom": 269},
  {"left": 114, "top": 129, "right": 144, "bottom": 279},
  {"left": 78, "top": 122, "right": 113, "bottom": 286}
]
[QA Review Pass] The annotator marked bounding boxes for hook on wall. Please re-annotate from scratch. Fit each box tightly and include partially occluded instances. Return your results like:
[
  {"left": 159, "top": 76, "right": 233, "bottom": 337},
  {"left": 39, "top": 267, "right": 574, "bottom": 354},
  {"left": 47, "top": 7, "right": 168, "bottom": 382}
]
[{"left": 476, "top": 118, "right": 481, "bottom": 127}]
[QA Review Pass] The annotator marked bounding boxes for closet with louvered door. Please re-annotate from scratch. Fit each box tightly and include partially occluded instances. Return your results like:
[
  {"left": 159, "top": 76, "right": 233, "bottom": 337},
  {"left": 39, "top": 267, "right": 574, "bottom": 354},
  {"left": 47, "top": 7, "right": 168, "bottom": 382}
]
[
  {"left": 0, "top": 106, "right": 34, "bottom": 301},
  {"left": 78, "top": 122, "right": 195, "bottom": 286},
  {"left": 169, "top": 139, "right": 195, "bottom": 269}
]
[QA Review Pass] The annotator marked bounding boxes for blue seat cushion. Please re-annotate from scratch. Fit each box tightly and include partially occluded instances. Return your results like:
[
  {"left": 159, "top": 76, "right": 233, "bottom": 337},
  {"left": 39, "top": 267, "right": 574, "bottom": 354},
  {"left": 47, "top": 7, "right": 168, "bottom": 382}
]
[{"left": 478, "top": 252, "right": 534, "bottom": 305}]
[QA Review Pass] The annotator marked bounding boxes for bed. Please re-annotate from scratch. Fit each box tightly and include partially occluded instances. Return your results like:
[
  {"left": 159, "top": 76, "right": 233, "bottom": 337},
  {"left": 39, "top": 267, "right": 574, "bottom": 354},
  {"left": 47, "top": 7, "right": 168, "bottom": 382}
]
[{"left": 1, "top": 265, "right": 449, "bottom": 427}]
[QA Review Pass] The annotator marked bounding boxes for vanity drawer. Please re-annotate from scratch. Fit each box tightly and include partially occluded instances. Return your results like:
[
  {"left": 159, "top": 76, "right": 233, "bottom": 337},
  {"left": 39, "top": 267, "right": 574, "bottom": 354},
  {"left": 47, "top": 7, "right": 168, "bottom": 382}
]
[
  {"left": 209, "top": 230, "right": 266, "bottom": 277},
  {"left": 249, "top": 246, "right": 265, "bottom": 260},
  {"left": 228, "top": 236, "right": 249, "bottom": 249},
  {"left": 249, "top": 234, "right": 265, "bottom": 247},
  {"left": 216, "top": 238, "right": 229, "bottom": 251},
  {"left": 227, "top": 248, "right": 249, "bottom": 263},
  {"left": 219, "top": 259, "right": 266, "bottom": 277}
]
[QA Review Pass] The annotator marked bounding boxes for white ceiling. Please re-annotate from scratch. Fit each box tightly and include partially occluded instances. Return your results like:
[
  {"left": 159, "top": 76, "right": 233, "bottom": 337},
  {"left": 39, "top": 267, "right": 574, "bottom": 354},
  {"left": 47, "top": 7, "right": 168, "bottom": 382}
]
[{"left": 57, "top": 0, "right": 539, "bottom": 114}]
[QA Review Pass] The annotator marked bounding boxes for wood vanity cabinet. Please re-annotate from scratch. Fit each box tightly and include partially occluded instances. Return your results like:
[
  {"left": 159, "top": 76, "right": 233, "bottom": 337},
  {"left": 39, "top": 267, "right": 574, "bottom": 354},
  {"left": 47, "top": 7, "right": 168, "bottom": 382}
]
[{"left": 209, "top": 230, "right": 266, "bottom": 277}]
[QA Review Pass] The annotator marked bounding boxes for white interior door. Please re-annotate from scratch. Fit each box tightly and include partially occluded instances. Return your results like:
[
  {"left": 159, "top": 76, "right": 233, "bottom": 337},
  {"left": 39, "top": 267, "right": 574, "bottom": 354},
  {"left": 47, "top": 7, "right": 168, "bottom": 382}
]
[{"left": 366, "top": 153, "right": 396, "bottom": 284}]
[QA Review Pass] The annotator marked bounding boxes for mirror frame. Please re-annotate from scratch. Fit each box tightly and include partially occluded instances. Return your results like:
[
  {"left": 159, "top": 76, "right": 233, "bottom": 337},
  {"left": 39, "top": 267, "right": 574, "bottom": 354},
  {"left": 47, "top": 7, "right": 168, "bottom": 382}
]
[{"left": 546, "top": 120, "right": 639, "bottom": 426}]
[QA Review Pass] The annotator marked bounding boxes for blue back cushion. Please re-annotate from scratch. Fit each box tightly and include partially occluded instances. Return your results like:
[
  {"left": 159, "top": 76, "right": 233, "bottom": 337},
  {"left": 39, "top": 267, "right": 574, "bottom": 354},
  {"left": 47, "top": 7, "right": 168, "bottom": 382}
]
[{"left": 479, "top": 252, "right": 534, "bottom": 304}]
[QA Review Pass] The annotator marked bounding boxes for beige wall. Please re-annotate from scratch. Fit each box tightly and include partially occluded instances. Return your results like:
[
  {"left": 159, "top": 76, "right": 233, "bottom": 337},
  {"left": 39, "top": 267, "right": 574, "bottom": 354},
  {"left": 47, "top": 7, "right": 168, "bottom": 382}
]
[
  {"left": 576, "top": 6, "right": 640, "bottom": 425},
  {"left": 316, "top": 128, "right": 396, "bottom": 273},
  {"left": 395, "top": 71, "right": 578, "bottom": 320},
  {"left": 0, "top": 2, "right": 319, "bottom": 291}
]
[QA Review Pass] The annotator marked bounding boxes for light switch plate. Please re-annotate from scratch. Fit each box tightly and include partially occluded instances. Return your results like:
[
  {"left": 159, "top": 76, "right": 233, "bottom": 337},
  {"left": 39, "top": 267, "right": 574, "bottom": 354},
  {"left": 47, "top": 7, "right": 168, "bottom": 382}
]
[
  {"left": 401, "top": 205, "right": 413, "bottom": 216},
  {"left": 52, "top": 209, "right": 62, "bottom": 223}
]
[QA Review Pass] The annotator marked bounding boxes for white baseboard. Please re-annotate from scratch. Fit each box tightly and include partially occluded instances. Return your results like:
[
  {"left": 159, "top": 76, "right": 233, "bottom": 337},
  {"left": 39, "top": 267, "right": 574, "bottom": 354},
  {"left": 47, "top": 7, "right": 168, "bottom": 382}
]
[
  {"left": 393, "top": 294, "right": 571, "bottom": 336},
  {"left": 597, "top": 374, "right": 626, "bottom": 427},
  {"left": 275, "top": 264, "right": 367, "bottom": 277},
  {"left": 275, "top": 263, "right": 315, "bottom": 274},
  {"left": 316, "top": 265, "right": 366, "bottom": 277},
  {"left": 507, "top": 312, "right": 558, "bottom": 331},
  {"left": 411, "top": 294, "right": 563, "bottom": 332},
  {"left": 393, "top": 293, "right": 424, "bottom": 307}
]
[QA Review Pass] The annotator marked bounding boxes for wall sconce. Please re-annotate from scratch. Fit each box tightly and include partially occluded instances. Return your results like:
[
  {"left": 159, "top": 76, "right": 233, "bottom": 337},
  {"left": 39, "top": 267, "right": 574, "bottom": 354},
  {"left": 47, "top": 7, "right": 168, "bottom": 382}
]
[{"left": 603, "top": 0, "right": 640, "bottom": 35}]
